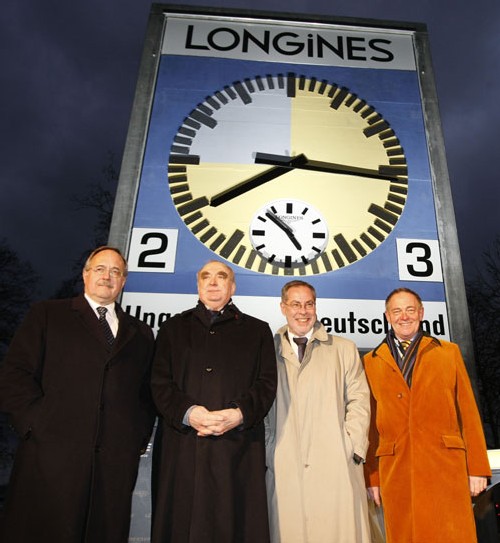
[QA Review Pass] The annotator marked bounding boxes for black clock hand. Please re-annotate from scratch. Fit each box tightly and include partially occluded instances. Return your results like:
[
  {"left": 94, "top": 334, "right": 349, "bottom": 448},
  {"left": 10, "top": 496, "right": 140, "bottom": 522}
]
[
  {"left": 255, "top": 152, "right": 397, "bottom": 181},
  {"left": 209, "top": 154, "right": 308, "bottom": 207},
  {"left": 265, "top": 211, "right": 302, "bottom": 251}
]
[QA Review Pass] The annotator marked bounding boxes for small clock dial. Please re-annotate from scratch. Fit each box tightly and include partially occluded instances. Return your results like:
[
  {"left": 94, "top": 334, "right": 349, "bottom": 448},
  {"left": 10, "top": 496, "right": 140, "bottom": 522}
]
[
  {"left": 168, "top": 73, "right": 408, "bottom": 276},
  {"left": 249, "top": 199, "right": 328, "bottom": 268}
]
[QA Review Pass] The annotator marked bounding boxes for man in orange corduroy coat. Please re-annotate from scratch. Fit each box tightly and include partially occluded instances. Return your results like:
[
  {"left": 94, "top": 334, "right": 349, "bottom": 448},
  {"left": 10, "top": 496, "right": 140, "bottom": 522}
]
[{"left": 364, "top": 288, "right": 491, "bottom": 543}]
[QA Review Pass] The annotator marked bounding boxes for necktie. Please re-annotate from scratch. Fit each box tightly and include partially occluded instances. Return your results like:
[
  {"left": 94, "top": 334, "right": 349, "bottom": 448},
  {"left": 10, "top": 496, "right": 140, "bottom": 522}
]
[
  {"left": 208, "top": 310, "right": 220, "bottom": 323},
  {"left": 97, "top": 306, "right": 114, "bottom": 345},
  {"left": 400, "top": 340, "right": 411, "bottom": 352},
  {"left": 293, "top": 337, "right": 308, "bottom": 362}
]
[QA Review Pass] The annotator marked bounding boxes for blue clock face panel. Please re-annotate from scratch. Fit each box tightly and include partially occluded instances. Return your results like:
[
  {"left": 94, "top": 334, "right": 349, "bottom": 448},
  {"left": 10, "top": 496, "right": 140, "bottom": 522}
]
[{"left": 126, "top": 54, "right": 443, "bottom": 300}]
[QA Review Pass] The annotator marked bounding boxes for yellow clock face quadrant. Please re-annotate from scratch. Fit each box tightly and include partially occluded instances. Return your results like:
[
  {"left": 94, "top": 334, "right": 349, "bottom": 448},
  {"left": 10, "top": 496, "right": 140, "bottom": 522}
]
[{"left": 167, "top": 73, "right": 408, "bottom": 276}]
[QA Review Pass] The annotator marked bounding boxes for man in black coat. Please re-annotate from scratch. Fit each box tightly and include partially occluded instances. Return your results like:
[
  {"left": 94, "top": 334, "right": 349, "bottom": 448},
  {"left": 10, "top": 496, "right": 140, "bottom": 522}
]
[
  {"left": 0, "top": 246, "right": 156, "bottom": 543},
  {"left": 151, "top": 260, "right": 277, "bottom": 543}
]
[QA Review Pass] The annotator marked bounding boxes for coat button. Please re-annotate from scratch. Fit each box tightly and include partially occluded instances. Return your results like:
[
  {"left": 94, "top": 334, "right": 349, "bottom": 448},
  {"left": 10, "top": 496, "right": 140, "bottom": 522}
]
[
  {"left": 209, "top": 330, "right": 215, "bottom": 335},
  {"left": 206, "top": 367, "right": 213, "bottom": 372},
  {"left": 397, "top": 393, "right": 403, "bottom": 399}
]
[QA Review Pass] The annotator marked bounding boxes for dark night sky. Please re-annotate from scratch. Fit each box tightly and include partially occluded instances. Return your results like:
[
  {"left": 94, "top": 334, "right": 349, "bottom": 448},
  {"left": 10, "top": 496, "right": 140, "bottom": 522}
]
[{"left": 2, "top": 0, "right": 499, "bottom": 298}]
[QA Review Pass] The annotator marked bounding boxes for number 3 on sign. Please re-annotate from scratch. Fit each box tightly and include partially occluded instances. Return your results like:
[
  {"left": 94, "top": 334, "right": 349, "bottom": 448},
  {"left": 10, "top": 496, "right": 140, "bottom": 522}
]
[
  {"left": 396, "top": 238, "right": 443, "bottom": 282},
  {"left": 128, "top": 228, "right": 179, "bottom": 273}
]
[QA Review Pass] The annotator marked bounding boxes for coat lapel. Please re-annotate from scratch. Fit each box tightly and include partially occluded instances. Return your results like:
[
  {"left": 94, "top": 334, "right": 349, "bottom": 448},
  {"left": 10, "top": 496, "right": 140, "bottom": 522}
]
[
  {"left": 111, "top": 305, "right": 137, "bottom": 360},
  {"left": 374, "top": 336, "right": 438, "bottom": 389},
  {"left": 276, "top": 322, "right": 328, "bottom": 371},
  {"left": 72, "top": 295, "right": 108, "bottom": 347},
  {"left": 72, "top": 296, "right": 137, "bottom": 357},
  {"left": 374, "top": 342, "right": 408, "bottom": 386}
]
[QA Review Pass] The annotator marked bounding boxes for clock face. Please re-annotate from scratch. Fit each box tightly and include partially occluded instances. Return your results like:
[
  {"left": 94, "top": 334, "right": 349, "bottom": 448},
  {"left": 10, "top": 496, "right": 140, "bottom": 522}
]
[
  {"left": 167, "top": 72, "right": 408, "bottom": 276},
  {"left": 249, "top": 198, "right": 329, "bottom": 268}
]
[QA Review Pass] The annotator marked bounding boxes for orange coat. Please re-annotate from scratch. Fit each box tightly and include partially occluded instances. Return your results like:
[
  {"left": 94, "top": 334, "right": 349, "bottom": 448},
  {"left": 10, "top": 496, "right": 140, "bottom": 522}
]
[{"left": 364, "top": 335, "right": 491, "bottom": 543}]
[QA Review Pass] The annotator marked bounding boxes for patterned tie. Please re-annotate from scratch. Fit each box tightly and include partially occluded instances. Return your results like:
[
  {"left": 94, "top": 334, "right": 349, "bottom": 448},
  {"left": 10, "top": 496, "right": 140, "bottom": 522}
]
[
  {"left": 97, "top": 306, "right": 114, "bottom": 345},
  {"left": 293, "top": 337, "right": 308, "bottom": 363},
  {"left": 400, "top": 340, "right": 411, "bottom": 352}
]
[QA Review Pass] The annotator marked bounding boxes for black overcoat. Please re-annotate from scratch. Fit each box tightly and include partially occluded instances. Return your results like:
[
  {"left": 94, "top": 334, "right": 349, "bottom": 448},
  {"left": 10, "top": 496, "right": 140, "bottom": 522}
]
[
  {"left": 151, "top": 302, "right": 277, "bottom": 543},
  {"left": 0, "top": 295, "right": 156, "bottom": 543}
]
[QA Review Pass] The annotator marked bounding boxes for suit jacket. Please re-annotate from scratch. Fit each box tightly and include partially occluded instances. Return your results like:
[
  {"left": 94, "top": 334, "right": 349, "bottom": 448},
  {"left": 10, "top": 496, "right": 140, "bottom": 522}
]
[
  {"left": 0, "top": 295, "right": 156, "bottom": 543},
  {"left": 363, "top": 335, "right": 491, "bottom": 543}
]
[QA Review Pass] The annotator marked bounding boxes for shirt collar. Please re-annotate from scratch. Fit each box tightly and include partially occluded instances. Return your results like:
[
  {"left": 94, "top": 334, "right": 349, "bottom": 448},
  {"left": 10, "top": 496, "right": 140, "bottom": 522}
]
[
  {"left": 84, "top": 294, "right": 117, "bottom": 319},
  {"left": 287, "top": 328, "right": 314, "bottom": 342}
]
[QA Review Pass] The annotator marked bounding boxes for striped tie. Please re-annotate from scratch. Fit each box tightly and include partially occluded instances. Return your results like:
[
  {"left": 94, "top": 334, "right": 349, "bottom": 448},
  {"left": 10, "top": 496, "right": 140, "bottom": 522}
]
[
  {"left": 400, "top": 340, "right": 411, "bottom": 352},
  {"left": 97, "top": 306, "right": 114, "bottom": 345}
]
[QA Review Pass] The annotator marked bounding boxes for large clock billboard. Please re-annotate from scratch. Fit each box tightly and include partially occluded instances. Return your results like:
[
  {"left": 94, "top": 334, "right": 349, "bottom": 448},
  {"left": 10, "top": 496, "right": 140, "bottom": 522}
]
[{"left": 109, "top": 5, "right": 472, "bottom": 360}]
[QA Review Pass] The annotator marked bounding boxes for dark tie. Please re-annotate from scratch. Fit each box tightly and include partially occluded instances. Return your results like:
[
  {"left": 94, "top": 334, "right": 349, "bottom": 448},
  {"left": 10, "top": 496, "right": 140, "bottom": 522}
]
[
  {"left": 97, "top": 306, "right": 114, "bottom": 345},
  {"left": 293, "top": 337, "right": 308, "bottom": 362},
  {"left": 208, "top": 310, "right": 220, "bottom": 323}
]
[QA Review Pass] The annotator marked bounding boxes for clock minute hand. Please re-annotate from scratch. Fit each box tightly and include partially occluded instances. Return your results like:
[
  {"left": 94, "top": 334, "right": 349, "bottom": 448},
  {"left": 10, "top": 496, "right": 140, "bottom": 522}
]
[
  {"left": 265, "top": 210, "right": 302, "bottom": 251},
  {"left": 255, "top": 152, "right": 396, "bottom": 181},
  {"left": 209, "top": 154, "right": 307, "bottom": 207}
]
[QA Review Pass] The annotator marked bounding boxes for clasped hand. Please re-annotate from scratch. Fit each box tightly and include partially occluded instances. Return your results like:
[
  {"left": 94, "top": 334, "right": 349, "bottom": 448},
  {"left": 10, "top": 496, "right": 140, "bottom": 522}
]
[{"left": 189, "top": 405, "right": 243, "bottom": 437}]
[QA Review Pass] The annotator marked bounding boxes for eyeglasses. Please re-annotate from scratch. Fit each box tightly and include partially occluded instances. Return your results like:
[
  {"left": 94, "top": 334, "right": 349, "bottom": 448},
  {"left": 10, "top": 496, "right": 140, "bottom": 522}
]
[
  {"left": 88, "top": 265, "right": 124, "bottom": 278},
  {"left": 389, "top": 307, "right": 419, "bottom": 317},
  {"left": 285, "top": 301, "right": 316, "bottom": 311}
]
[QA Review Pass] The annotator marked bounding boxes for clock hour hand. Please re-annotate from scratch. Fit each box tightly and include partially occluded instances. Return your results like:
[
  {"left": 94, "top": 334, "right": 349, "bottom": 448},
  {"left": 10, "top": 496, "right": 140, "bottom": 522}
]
[
  {"left": 255, "top": 152, "right": 396, "bottom": 181},
  {"left": 209, "top": 154, "right": 308, "bottom": 207},
  {"left": 265, "top": 210, "right": 302, "bottom": 251}
]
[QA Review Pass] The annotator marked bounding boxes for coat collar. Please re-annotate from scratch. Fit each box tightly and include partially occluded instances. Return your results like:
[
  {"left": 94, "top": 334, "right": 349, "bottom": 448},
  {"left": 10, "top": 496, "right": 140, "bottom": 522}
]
[
  {"left": 370, "top": 332, "right": 442, "bottom": 374},
  {"left": 184, "top": 300, "right": 244, "bottom": 327},
  {"left": 372, "top": 331, "right": 441, "bottom": 357},
  {"left": 276, "top": 320, "right": 328, "bottom": 365}
]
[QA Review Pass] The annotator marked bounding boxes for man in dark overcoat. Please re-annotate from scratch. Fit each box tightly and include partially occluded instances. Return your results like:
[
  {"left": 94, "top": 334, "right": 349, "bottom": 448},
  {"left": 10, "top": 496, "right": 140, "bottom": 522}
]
[
  {"left": 0, "top": 246, "right": 156, "bottom": 543},
  {"left": 151, "top": 260, "right": 277, "bottom": 543}
]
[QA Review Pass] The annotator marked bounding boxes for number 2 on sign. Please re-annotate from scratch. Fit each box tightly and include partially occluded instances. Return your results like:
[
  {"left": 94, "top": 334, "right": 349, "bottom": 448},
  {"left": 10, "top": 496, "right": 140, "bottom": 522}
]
[{"left": 128, "top": 228, "right": 179, "bottom": 273}]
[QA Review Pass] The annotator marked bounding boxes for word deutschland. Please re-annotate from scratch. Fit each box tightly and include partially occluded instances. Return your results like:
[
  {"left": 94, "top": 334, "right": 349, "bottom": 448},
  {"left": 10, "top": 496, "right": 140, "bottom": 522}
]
[{"left": 125, "top": 305, "right": 446, "bottom": 338}]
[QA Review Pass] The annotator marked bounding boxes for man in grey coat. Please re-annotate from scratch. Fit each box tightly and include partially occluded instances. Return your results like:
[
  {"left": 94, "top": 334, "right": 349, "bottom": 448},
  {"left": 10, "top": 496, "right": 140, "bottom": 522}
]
[{"left": 0, "top": 246, "right": 155, "bottom": 543}]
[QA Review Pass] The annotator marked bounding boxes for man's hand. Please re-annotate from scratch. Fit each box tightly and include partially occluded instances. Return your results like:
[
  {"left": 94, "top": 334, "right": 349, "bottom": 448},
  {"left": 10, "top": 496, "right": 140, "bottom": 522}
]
[
  {"left": 188, "top": 406, "right": 243, "bottom": 437},
  {"left": 469, "top": 476, "right": 487, "bottom": 497},
  {"left": 208, "top": 408, "right": 243, "bottom": 436},
  {"left": 367, "top": 486, "right": 381, "bottom": 506},
  {"left": 188, "top": 406, "right": 225, "bottom": 436}
]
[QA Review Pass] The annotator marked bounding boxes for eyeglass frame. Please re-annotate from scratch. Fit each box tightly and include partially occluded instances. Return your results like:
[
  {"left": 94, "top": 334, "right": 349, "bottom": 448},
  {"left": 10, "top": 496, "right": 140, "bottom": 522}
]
[
  {"left": 86, "top": 265, "right": 126, "bottom": 278},
  {"left": 283, "top": 301, "right": 316, "bottom": 311}
]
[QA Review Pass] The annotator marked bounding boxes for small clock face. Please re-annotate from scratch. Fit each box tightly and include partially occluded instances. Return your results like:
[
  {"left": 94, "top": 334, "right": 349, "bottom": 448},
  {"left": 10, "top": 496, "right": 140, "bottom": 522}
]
[
  {"left": 168, "top": 73, "right": 408, "bottom": 276},
  {"left": 249, "top": 198, "right": 328, "bottom": 268}
]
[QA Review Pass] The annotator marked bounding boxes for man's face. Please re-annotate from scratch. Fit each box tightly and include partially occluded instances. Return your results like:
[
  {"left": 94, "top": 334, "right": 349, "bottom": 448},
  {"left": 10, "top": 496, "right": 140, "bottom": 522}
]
[
  {"left": 83, "top": 249, "right": 127, "bottom": 305},
  {"left": 280, "top": 285, "right": 317, "bottom": 337},
  {"left": 385, "top": 291, "right": 424, "bottom": 341},
  {"left": 197, "top": 261, "right": 236, "bottom": 311}
]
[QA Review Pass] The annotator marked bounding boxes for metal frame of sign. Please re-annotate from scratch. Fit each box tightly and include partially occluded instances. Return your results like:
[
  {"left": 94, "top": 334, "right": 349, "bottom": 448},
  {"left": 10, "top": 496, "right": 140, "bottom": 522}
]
[{"left": 109, "top": 4, "right": 476, "bottom": 387}]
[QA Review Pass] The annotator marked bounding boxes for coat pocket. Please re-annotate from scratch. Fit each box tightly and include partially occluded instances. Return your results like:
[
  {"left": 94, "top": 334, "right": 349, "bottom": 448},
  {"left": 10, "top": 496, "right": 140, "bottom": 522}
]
[
  {"left": 441, "top": 434, "right": 466, "bottom": 450},
  {"left": 376, "top": 441, "right": 395, "bottom": 457}
]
